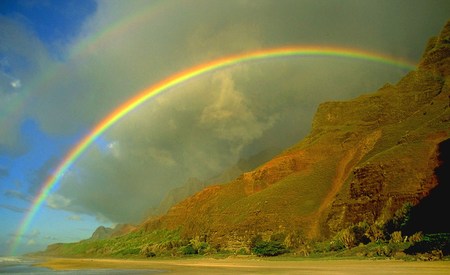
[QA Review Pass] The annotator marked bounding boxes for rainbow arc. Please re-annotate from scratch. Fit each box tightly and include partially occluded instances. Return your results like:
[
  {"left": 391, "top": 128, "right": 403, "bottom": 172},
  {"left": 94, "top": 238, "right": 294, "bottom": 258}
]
[{"left": 10, "top": 45, "right": 416, "bottom": 255}]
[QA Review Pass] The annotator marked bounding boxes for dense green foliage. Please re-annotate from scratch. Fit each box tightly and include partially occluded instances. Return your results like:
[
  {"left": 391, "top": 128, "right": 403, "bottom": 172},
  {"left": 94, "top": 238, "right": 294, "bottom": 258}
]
[
  {"left": 251, "top": 240, "right": 287, "bottom": 257},
  {"left": 179, "top": 244, "right": 197, "bottom": 255},
  {"left": 37, "top": 200, "right": 449, "bottom": 261},
  {"left": 43, "top": 229, "right": 184, "bottom": 257},
  {"left": 405, "top": 233, "right": 450, "bottom": 255},
  {"left": 37, "top": 216, "right": 448, "bottom": 261}
]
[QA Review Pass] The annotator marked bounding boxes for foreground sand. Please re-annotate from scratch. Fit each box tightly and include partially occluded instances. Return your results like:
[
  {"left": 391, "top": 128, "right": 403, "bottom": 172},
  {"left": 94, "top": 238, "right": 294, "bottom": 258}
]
[{"left": 34, "top": 257, "right": 450, "bottom": 274}]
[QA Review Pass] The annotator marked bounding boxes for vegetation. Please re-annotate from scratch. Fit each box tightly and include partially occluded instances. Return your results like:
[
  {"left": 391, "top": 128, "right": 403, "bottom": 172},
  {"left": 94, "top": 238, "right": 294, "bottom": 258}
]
[
  {"left": 251, "top": 240, "right": 287, "bottom": 257},
  {"left": 36, "top": 209, "right": 449, "bottom": 261},
  {"left": 405, "top": 233, "right": 450, "bottom": 256},
  {"left": 34, "top": 21, "right": 450, "bottom": 262},
  {"left": 302, "top": 202, "right": 449, "bottom": 261},
  {"left": 247, "top": 233, "right": 288, "bottom": 257}
]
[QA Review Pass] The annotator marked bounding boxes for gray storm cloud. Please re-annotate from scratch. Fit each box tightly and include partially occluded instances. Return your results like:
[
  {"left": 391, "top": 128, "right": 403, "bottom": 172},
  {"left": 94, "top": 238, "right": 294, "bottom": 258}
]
[{"left": 2, "top": 0, "right": 450, "bottom": 223}]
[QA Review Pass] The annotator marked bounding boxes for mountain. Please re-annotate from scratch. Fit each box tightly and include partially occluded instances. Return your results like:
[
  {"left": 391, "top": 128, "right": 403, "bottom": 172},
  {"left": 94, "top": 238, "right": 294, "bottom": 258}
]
[
  {"left": 83, "top": 148, "right": 281, "bottom": 243},
  {"left": 140, "top": 20, "right": 450, "bottom": 248},
  {"left": 89, "top": 224, "right": 137, "bottom": 240},
  {"left": 152, "top": 147, "right": 281, "bottom": 216},
  {"left": 153, "top": 177, "right": 205, "bottom": 216},
  {"left": 38, "top": 20, "right": 450, "bottom": 257}
]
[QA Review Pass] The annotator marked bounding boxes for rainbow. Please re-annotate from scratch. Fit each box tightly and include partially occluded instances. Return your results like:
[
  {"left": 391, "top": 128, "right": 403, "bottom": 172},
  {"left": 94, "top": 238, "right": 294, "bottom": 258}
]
[
  {"left": 70, "top": 1, "right": 171, "bottom": 58},
  {"left": 10, "top": 45, "right": 416, "bottom": 254},
  {"left": 13, "top": 1, "right": 173, "bottom": 120}
]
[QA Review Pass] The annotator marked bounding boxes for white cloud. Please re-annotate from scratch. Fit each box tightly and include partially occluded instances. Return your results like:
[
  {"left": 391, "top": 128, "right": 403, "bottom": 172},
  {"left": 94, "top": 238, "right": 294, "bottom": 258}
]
[
  {"left": 30, "top": 229, "right": 40, "bottom": 238},
  {"left": 26, "top": 239, "right": 36, "bottom": 246},
  {"left": 106, "top": 141, "right": 120, "bottom": 158},
  {"left": 10, "top": 79, "right": 21, "bottom": 89},
  {"left": 67, "top": 215, "right": 82, "bottom": 221},
  {"left": 46, "top": 194, "right": 71, "bottom": 209}
]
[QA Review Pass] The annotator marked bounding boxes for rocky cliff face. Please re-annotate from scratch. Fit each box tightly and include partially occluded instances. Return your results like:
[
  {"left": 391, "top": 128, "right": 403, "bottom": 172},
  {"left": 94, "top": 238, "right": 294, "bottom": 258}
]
[
  {"left": 324, "top": 20, "right": 450, "bottom": 236},
  {"left": 141, "top": 21, "right": 450, "bottom": 247}
]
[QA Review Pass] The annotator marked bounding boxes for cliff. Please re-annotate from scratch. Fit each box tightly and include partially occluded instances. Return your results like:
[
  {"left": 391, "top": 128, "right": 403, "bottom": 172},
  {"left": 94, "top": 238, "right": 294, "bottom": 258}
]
[
  {"left": 140, "top": 20, "right": 450, "bottom": 247},
  {"left": 152, "top": 147, "right": 280, "bottom": 216},
  {"left": 39, "top": 21, "right": 450, "bottom": 257}
]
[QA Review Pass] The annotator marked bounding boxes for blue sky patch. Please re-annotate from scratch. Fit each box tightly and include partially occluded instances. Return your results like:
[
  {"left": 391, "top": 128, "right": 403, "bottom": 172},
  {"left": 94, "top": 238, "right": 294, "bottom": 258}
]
[{"left": 0, "top": 0, "right": 97, "bottom": 53}]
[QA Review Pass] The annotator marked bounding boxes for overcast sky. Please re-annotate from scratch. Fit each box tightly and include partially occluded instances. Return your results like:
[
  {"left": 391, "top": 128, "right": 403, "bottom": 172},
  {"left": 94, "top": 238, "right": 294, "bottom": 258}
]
[{"left": 1, "top": 0, "right": 449, "bottom": 255}]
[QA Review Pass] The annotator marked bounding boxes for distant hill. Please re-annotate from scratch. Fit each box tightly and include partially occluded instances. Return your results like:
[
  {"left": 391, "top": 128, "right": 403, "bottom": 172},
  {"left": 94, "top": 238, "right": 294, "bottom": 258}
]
[{"left": 89, "top": 224, "right": 137, "bottom": 240}]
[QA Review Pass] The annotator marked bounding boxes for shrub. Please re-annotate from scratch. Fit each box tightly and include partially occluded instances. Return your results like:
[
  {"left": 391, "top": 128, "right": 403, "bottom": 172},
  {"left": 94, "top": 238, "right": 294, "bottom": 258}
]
[
  {"left": 180, "top": 244, "right": 197, "bottom": 255},
  {"left": 333, "top": 223, "right": 373, "bottom": 250},
  {"left": 409, "top": 232, "right": 423, "bottom": 243},
  {"left": 405, "top": 233, "right": 450, "bottom": 255},
  {"left": 252, "top": 241, "right": 287, "bottom": 257},
  {"left": 337, "top": 228, "right": 356, "bottom": 249},
  {"left": 296, "top": 243, "right": 311, "bottom": 256},
  {"left": 250, "top": 234, "right": 263, "bottom": 249},
  {"left": 390, "top": 231, "right": 403, "bottom": 244},
  {"left": 236, "top": 247, "right": 249, "bottom": 255},
  {"left": 310, "top": 240, "right": 336, "bottom": 253},
  {"left": 327, "top": 239, "right": 346, "bottom": 251},
  {"left": 417, "top": 250, "right": 444, "bottom": 261},
  {"left": 189, "top": 238, "right": 209, "bottom": 254},
  {"left": 353, "top": 222, "right": 371, "bottom": 245},
  {"left": 377, "top": 245, "right": 393, "bottom": 257},
  {"left": 196, "top": 242, "right": 210, "bottom": 254},
  {"left": 283, "top": 231, "right": 306, "bottom": 249},
  {"left": 270, "top": 232, "right": 286, "bottom": 243},
  {"left": 366, "top": 221, "right": 385, "bottom": 243}
]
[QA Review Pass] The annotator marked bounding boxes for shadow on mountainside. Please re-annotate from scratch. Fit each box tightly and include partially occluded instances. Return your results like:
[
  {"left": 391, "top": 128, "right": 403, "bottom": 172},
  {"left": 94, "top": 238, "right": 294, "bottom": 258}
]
[{"left": 404, "top": 138, "right": 450, "bottom": 235}]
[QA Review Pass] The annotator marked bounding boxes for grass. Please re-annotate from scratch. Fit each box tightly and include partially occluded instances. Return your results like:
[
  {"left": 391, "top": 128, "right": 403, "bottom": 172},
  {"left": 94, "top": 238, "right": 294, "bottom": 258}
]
[{"left": 40, "top": 229, "right": 184, "bottom": 258}]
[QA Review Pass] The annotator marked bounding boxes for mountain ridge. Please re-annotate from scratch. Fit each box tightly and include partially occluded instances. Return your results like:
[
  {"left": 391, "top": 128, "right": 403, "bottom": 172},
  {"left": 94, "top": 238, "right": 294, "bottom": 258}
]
[
  {"left": 140, "top": 20, "right": 450, "bottom": 248},
  {"left": 37, "top": 20, "right": 450, "bottom": 257}
]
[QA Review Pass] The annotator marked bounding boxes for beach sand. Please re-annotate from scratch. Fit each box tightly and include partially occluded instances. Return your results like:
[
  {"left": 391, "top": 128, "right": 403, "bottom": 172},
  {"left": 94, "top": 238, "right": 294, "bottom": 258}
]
[{"left": 34, "top": 257, "right": 450, "bottom": 274}]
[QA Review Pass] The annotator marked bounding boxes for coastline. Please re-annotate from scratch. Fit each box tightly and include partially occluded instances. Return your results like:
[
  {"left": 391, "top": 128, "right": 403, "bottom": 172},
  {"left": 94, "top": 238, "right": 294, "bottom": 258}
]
[{"left": 34, "top": 257, "right": 450, "bottom": 274}]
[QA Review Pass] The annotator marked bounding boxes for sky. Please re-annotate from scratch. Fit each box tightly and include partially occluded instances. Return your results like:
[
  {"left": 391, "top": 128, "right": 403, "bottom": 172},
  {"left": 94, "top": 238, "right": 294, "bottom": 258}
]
[{"left": 0, "top": 0, "right": 449, "bottom": 256}]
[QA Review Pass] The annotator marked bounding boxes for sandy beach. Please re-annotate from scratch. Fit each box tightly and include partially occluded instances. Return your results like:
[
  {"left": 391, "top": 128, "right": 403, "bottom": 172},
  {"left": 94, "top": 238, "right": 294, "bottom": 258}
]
[{"left": 34, "top": 257, "right": 450, "bottom": 274}]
